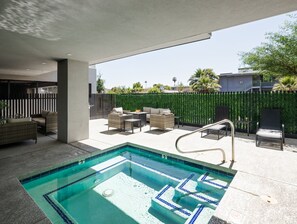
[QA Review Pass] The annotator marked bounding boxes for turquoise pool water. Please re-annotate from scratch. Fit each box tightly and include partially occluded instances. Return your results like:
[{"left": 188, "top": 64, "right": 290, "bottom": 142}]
[{"left": 21, "top": 145, "right": 235, "bottom": 224}]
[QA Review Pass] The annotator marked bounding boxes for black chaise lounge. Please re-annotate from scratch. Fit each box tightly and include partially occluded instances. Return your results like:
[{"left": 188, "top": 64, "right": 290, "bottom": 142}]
[
  {"left": 201, "top": 106, "right": 229, "bottom": 140},
  {"left": 256, "top": 108, "right": 284, "bottom": 150}
]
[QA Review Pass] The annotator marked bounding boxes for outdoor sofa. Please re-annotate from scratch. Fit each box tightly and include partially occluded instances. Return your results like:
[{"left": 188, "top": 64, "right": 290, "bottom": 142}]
[
  {"left": 31, "top": 110, "right": 58, "bottom": 135},
  {"left": 0, "top": 117, "right": 37, "bottom": 145},
  {"left": 143, "top": 107, "right": 173, "bottom": 122}
]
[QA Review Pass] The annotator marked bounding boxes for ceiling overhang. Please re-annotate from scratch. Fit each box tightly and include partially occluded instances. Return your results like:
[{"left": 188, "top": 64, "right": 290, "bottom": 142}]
[{"left": 0, "top": 0, "right": 296, "bottom": 76}]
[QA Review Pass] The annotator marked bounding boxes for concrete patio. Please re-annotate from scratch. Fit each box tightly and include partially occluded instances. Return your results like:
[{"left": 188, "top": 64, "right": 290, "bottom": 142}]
[{"left": 1, "top": 118, "right": 297, "bottom": 224}]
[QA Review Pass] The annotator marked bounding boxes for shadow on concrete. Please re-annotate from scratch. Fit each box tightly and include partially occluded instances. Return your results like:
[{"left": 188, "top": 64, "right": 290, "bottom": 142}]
[
  {"left": 100, "top": 130, "right": 121, "bottom": 135},
  {"left": 144, "top": 130, "right": 171, "bottom": 135}
]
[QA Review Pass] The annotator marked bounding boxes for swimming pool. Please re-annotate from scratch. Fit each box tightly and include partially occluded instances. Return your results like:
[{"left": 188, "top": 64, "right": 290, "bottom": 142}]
[{"left": 21, "top": 144, "right": 235, "bottom": 224}]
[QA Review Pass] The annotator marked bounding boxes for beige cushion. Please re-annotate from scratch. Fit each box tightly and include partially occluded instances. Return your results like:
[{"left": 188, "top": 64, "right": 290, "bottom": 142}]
[
  {"left": 160, "top": 108, "right": 171, "bottom": 115},
  {"left": 32, "top": 117, "right": 45, "bottom": 126},
  {"left": 256, "top": 129, "right": 282, "bottom": 139},
  {"left": 112, "top": 107, "right": 123, "bottom": 114},
  {"left": 143, "top": 107, "right": 151, "bottom": 113},
  {"left": 7, "top": 117, "right": 32, "bottom": 123},
  {"left": 41, "top": 110, "right": 49, "bottom": 118},
  {"left": 151, "top": 108, "right": 160, "bottom": 114}
]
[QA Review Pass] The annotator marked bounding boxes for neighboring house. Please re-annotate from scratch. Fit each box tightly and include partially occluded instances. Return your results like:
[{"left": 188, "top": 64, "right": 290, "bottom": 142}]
[{"left": 219, "top": 68, "right": 276, "bottom": 92}]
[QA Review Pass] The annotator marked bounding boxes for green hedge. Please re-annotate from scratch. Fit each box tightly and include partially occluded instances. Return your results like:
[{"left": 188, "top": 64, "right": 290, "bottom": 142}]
[{"left": 115, "top": 92, "right": 297, "bottom": 135}]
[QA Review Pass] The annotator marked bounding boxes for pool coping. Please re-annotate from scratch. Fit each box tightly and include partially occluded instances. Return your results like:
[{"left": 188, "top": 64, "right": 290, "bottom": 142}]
[{"left": 19, "top": 142, "right": 236, "bottom": 183}]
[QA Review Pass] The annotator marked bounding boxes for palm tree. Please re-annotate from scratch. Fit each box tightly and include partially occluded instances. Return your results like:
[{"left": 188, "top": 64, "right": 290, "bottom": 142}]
[
  {"left": 191, "top": 75, "right": 221, "bottom": 93},
  {"left": 189, "top": 68, "right": 219, "bottom": 85},
  {"left": 188, "top": 68, "right": 220, "bottom": 92},
  {"left": 273, "top": 76, "right": 297, "bottom": 91}
]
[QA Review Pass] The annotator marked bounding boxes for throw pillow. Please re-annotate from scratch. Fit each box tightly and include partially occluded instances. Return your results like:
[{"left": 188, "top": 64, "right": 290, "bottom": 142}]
[
  {"left": 112, "top": 107, "right": 123, "bottom": 114},
  {"left": 161, "top": 109, "right": 171, "bottom": 115},
  {"left": 151, "top": 108, "right": 160, "bottom": 114},
  {"left": 159, "top": 108, "right": 170, "bottom": 114}
]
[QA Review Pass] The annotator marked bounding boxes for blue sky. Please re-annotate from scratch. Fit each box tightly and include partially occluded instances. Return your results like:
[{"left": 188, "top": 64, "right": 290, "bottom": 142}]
[{"left": 96, "top": 11, "right": 296, "bottom": 89}]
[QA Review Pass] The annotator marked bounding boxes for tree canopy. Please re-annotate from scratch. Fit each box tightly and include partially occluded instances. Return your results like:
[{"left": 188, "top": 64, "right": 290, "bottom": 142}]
[
  {"left": 240, "top": 15, "right": 297, "bottom": 78},
  {"left": 96, "top": 74, "right": 105, "bottom": 93},
  {"left": 188, "top": 68, "right": 220, "bottom": 93},
  {"left": 131, "top": 82, "right": 144, "bottom": 93}
]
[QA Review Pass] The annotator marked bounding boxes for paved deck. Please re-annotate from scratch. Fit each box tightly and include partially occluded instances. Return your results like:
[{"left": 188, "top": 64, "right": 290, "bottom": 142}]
[{"left": 1, "top": 118, "right": 297, "bottom": 224}]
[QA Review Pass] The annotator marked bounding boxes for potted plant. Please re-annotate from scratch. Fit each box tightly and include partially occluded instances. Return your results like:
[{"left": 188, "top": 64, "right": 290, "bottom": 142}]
[{"left": 0, "top": 100, "right": 8, "bottom": 125}]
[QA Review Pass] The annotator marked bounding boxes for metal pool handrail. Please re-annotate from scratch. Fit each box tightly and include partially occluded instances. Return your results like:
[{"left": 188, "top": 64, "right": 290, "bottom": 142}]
[{"left": 175, "top": 119, "right": 235, "bottom": 163}]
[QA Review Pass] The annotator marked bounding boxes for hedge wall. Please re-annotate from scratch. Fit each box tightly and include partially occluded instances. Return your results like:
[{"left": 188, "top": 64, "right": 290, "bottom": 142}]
[{"left": 115, "top": 92, "right": 297, "bottom": 135}]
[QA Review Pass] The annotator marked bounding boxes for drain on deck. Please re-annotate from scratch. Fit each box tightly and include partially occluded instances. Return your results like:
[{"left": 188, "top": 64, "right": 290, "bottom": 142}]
[{"left": 103, "top": 189, "right": 114, "bottom": 197}]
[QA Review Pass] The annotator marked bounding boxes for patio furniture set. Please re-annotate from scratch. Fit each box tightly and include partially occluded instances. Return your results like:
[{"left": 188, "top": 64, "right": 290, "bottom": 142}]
[
  {"left": 108, "top": 106, "right": 285, "bottom": 150},
  {"left": 0, "top": 110, "right": 58, "bottom": 146},
  {"left": 108, "top": 107, "right": 175, "bottom": 133}
]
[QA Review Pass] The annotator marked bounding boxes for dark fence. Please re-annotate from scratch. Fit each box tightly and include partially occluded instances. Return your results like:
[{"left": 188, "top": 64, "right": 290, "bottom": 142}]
[
  {"left": 115, "top": 92, "right": 297, "bottom": 136},
  {"left": 0, "top": 94, "right": 57, "bottom": 118},
  {"left": 89, "top": 94, "right": 116, "bottom": 119}
]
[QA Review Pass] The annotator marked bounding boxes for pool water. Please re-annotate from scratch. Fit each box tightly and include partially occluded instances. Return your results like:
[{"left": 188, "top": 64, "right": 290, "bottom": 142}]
[{"left": 21, "top": 145, "right": 235, "bottom": 224}]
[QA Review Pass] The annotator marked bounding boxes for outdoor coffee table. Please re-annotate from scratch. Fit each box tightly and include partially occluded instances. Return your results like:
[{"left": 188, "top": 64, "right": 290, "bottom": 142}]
[
  {"left": 124, "top": 118, "right": 142, "bottom": 133},
  {"left": 126, "top": 111, "right": 148, "bottom": 126}
]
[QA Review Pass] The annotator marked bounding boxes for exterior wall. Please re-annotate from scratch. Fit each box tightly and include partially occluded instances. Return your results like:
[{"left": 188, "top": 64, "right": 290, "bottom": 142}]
[
  {"left": 88, "top": 68, "right": 97, "bottom": 94},
  {"left": 220, "top": 75, "right": 253, "bottom": 92},
  {"left": 58, "top": 59, "right": 89, "bottom": 143}
]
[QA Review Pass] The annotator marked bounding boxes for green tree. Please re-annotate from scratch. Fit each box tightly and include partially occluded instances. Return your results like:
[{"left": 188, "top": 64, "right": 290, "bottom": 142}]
[
  {"left": 96, "top": 75, "right": 105, "bottom": 93},
  {"left": 189, "top": 68, "right": 219, "bottom": 86},
  {"left": 108, "top": 86, "right": 129, "bottom": 94},
  {"left": 177, "top": 82, "right": 184, "bottom": 92},
  {"left": 188, "top": 68, "right": 220, "bottom": 92},
  {"left": 273, "top": 76, "right": 297, "bottom": 91},
  {"left": 148, "top": 86, "right": 161, "bottom": 93},
  {"left": 131, "top": 82, "right": 144, "bottom": 93},
  {"left": 190, "top": 75, "right": 221, "bottom": 93},
  {"left": 241, "top": 15, "right": 297, "bottom": 78}
]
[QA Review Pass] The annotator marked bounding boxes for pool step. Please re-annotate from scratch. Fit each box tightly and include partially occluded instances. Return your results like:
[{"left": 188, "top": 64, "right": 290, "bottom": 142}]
[
  {"left": 175, "top": 174, "right": 220, "bottom": 210},
  {"left": 196, "top": 172, "right": 230, "bottom": 197},
  {"left": 151, "top": 172, "right": 231, "bottom": 223},
  {"left": 151, "top": 185, "right": 191, "bottom": 223},
  {"left": 184, "top": 205, "right": 214, "bottom": 224},
  {"left": 151, "top": 185, "right": 215, "bottom": 224}
]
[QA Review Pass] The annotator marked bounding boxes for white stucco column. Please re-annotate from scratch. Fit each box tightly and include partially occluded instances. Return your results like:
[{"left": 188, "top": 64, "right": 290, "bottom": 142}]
[{"left": 57, "top": 59, "right": 89, "bottom": 143}]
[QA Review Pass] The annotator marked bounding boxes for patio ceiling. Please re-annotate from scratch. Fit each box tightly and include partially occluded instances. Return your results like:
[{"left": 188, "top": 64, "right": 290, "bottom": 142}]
[{"left": 0, "top": 0, "right": 296, "bottom": 77}]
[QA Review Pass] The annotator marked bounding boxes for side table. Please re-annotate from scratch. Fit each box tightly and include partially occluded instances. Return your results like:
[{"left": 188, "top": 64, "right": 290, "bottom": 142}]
[
  {"left": 124, "top": 118, "right": 141, "bottom": 133},
  {"left": 174, "top": 116, "right": 183, "bottom": 128},
  {"left": 235, "top": 120, "right": 252, "bottom": 136}
]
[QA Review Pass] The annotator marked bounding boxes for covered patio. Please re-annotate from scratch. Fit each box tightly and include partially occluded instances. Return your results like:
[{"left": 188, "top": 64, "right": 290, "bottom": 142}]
[
  {"left": 1, "top": 0, "right": 297, "bottom": 223},
  {"left": 1, "top": 119, "right": 297, "bottom": 223}
]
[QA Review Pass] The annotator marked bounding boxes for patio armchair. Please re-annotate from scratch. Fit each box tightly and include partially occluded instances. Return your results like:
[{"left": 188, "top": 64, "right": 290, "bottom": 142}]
[
  {"left": 108, "top": 107, "right": 133, "bottom": 131},
  {"left": 150, "top": 111, "right": 174, "bottom": 131},
  {"left": 201, "top": 106, "right": 229, "bottom": 139},
  {"left": 256, "top": 108, "right": 284, "bottom": 150},
  {"left": 31, "top": 110, "right": 57, "bottom": 135}
]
